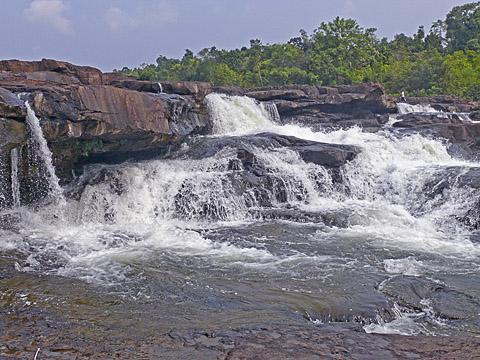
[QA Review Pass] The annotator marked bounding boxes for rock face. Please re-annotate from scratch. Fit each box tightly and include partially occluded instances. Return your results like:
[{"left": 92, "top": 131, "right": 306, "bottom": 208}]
[
  {"left": 0, "top": 59, "right": 212, "bottom": 181},
  {"left": 0, "top": 87, "right": 27, "bottom": 153}
]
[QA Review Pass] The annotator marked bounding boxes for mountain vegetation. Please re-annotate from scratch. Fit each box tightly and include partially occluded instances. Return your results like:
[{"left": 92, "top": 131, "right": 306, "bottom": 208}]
[{"left": 116, "top": 2, "right": 480, "bottom": 100}]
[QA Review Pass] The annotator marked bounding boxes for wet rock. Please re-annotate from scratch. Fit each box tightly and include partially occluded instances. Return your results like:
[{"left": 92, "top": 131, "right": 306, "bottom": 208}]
[
  {"left": 471, "top": 110, "right": 480, "bottom": 121},
  {"left": 0, "top": 87, "right": 24, "bottom": 109},
  {"left": 170, "top": 323, "right": 480, "bottom": 360},
  {"left": 0, "top": 118, "right": 26, "bottom": 153},
  {"left": 380, "top": 275, "right": 480, "bottom": 320},
  {"left": 170, "top": 132, "right": 358, "bottom": 168},
  {"left": 252, "top": 208, "right": 352, "bottom": 227},
  {"left": 0, "top": 87, "right": 27, "bottom": 153}
]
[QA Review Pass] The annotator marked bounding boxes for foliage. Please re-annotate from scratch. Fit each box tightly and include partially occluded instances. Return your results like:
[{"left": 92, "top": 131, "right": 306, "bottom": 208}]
[{"left": 115, "top": 2, "right": 480, "bottom": 101}]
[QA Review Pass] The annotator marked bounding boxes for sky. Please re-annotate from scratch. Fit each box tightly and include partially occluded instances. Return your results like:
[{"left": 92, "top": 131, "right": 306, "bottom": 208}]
[{"left": 0, "top": 0, "right": 475, "bottom": 72}]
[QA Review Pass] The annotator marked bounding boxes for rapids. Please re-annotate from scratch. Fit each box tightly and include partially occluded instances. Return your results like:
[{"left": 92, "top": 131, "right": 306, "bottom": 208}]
[{"left": 1, "top": 94, "right": 480, "bottom": 337}]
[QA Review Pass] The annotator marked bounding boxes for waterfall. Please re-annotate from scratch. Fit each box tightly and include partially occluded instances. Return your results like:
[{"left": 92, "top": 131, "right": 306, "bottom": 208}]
[
  {"left": 157, "top": 82, "right": 163, "bottom": 93},
  {"left": 10, "top": 147, "right": 21, "bottom": 207},
  {"left": 5, "top": 93, "right": 480, "bottom": 339},
  {"left": 206, "top": 93, "right": 275, "bottom": 135},
  {"left": 25, "top": 102, "right": 63, "bottom": 201},
  {"left": 0, "top": 154, "right": 9, "bottom": 207},
  {"left": 262, "top": 102, "right": 281, "bottom": 122},
  {"left": 397, "top": 103, "right": 439, "bottom": 115},
  {"left": 396, "top": 102, "right": 476, "bottom": 123},
  {"left": 457, "top": 113, "right": 474, "bottom": 122}
]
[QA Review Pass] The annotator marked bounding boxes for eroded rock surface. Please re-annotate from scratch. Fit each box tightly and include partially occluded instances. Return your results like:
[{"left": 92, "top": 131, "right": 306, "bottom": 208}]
[{"left": 380, "top": 275, "right": 480, "bottom": 320}]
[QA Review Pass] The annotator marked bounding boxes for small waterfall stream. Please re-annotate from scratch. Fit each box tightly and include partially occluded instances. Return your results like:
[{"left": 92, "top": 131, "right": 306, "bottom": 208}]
[
  {"left": 397, "top": 102, "right": 474, "bottom": 122},
  {"left": 10, "top": 147, "right": 21, "bottom": 207},
  {"left": 263, "top": 102, "right": 281, "bottom": 122},
  {"left": 24, "top": 102, "right": 63, "bottom": 201},
  {"left": 397, "top": 103, "right": 439, "bottom": 114}
]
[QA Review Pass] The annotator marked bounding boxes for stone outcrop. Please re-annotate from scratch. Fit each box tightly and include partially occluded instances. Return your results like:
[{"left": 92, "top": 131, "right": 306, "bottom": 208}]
[
  {"left": 0, "top": 59, "right": 212, "bottom": 181},
  {"left": 470, "top": 110, "right": 480, "bottom": 121},
  {"left": 0, "top": 87, "right": 27, "bottom": 153},
  {"left": 213, "top": 82, "right": 397, "bottom": 131}
]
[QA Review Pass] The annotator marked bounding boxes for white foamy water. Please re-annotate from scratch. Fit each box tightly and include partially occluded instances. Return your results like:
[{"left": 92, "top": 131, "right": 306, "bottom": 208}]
[
  {"left": 3, "top": 93, "right": 480, "bottom": 336},
  {"left": 206, "top": 93, "right": 276, "bottom": 135},
  {"left": 364, "top": 302, "right": 440, "bottom": 336},
  {"left": 263, "top": 102, "right": 281, "bottom": 122},
  {"left": 397, "top": 102, "right": 439, "bottom": 115}
]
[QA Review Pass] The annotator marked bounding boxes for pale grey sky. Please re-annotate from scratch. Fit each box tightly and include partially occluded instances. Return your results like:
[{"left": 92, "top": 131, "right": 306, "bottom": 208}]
[{"left": 0, "top": 0, "right": 474, "bottom": 71}]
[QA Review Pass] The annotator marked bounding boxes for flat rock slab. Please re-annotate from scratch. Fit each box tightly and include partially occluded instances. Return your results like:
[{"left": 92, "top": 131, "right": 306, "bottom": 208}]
[{"left": 4, "top": 318, "right": 480, "bottom": 359}]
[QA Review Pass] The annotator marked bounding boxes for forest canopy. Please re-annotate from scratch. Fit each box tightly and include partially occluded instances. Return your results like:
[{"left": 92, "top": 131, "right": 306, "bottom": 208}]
[{"left": 116, "top": 2, "right": 480, "bottom": 101}]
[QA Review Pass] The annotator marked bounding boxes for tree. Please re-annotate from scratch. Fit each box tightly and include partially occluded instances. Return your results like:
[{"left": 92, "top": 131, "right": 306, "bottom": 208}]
[
  {"left": 445, "top": 2, "right": 480, "bottom": 51},
  {"left": 117, "top": 4, "right": 480, "bottom": 100}
]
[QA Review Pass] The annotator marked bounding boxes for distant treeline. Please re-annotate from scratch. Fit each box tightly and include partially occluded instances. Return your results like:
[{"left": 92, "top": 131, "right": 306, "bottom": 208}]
[{"left": 116, "top": 2, "right": 480, "bottom": 100}]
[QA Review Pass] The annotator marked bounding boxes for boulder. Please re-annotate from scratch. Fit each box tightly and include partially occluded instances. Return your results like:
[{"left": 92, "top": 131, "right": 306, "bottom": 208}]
[
  {"left": 380, "top": 275, "right": 480, "bottom": 320},
  {"left": 0, "top": 58, "right": 108, "bottom": 86},
  {"left": 0, "top": 87, "right": 27, "bottom": 152},
  {"left": 168, "top": 132, "right": 358, "bottom": 168},
  {"left": 470, "top": 111, "right": 480, "bottom": 122}
]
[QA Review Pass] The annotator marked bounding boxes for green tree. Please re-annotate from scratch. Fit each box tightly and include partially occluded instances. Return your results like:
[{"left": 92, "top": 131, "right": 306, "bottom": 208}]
[{"left": 445, "top": 1, "right": 480, "bottom": 51}]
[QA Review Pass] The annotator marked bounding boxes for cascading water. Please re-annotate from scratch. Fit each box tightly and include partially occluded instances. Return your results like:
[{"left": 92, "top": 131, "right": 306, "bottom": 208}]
[
  {"left": 397, "top": 102, "right": 439, "bottom": 115},
  {"left": 206, "top": 93, "right": 276, "bottom": 135},
  {"left": 2, "top": 93, "right": 480, "bottom": 339},
  {"left": 397, "top": 101, "right": 474, "bottom": 122},
  {"left": 24, "top": 101, "right": 63, "bottom": 201},
  {"left": 263, "top": 102, "right": 281, "bottom": 122},
  {"left": 10, "top": 147, "right": 21, "bottom": 207}
]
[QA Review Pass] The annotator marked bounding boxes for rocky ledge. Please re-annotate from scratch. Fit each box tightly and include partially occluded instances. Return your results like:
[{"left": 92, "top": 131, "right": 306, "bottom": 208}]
[
  {"left": 0, "top": 59, "right": 211, "bottom": 181},
  {"left": 0, "top": 59, "right": 479, "bottom": 185}
]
